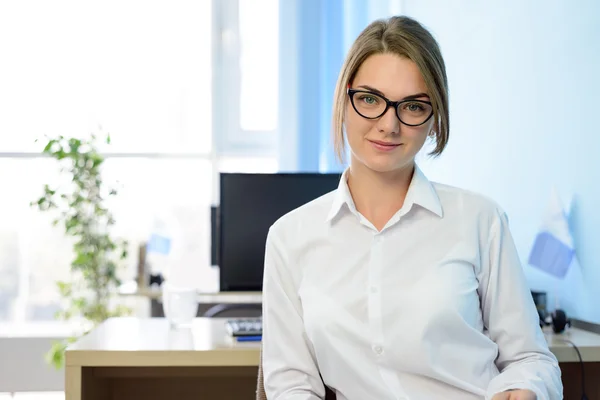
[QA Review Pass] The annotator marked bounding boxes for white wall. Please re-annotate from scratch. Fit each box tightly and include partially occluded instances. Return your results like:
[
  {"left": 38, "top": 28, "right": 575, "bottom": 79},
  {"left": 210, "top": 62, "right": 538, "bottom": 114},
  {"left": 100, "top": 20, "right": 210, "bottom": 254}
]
[
  {"left": 0, "top": 327, "right": 68, "bottom": 392},
  {"left": 406, "top": 0, "right": 600, "bottom": 323},
  {"left": 0, "top": 337, "right": 64, "bottom": 392}
]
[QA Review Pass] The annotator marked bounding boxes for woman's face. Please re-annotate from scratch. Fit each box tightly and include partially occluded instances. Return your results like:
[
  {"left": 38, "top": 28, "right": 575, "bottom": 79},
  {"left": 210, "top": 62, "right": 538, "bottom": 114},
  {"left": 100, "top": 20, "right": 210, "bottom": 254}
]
[{"left": 345, "top": 53, "right": 434, "bottom": 174}]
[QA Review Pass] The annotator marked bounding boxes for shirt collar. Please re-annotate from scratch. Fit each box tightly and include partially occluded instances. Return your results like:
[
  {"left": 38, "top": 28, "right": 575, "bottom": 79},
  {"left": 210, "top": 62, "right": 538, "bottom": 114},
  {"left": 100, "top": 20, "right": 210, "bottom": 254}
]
[
  {"left": 326, "top": 169, "right": 355, "bottom": 222},
  {"left": 325, "top": 164, "right": 443, "bottom": 223}
]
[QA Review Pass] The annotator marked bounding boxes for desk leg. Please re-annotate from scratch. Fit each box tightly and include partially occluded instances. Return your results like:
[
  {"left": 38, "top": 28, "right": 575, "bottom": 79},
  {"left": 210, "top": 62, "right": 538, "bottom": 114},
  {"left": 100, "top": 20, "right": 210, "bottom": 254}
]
[
  {"left": 65, "top": 366, "right": 81, "bottom": 400},
  {"left": 66, "top": 366, "right": 112, "bottom": 400}
]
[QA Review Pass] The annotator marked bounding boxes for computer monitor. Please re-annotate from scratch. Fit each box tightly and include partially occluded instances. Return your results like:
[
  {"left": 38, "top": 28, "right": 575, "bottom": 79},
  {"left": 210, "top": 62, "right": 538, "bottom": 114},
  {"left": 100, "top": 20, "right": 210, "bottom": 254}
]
[{"left": 218, "top": 172, "right": 341, "bottom": 291}]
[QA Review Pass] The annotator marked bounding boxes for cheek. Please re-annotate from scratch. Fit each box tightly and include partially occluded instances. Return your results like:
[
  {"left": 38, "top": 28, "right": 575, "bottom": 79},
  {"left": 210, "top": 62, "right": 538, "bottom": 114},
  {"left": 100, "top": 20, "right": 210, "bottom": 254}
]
[
  {"left": 345, "top": 106, "right": 373, "bottom": 142},
  {"left": 403, "top": 120, "right": 433, "bottom": 145},
  {"left": 405, "top": 125, "right": 429, "bottom": 141}
]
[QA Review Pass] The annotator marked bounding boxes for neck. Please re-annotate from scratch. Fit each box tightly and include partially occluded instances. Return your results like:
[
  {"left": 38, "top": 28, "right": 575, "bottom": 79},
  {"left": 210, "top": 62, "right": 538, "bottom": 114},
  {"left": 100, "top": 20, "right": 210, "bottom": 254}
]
[{"left": 346, "top": 160, "right": 415, "bottom": 230}]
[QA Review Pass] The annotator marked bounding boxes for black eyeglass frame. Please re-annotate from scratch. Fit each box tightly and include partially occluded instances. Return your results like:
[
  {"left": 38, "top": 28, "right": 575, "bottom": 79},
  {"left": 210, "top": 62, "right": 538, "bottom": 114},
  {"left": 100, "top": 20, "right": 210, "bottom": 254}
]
[{"left": 347, "top": 88, "right": 434, "bottom": 127}]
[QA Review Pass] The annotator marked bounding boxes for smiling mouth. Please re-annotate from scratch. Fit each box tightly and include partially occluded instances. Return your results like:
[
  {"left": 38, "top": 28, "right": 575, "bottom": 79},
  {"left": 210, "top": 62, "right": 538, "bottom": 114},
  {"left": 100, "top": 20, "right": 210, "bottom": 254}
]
[{"left": 368, "top": 139, "right": 402, "bottom": 149}]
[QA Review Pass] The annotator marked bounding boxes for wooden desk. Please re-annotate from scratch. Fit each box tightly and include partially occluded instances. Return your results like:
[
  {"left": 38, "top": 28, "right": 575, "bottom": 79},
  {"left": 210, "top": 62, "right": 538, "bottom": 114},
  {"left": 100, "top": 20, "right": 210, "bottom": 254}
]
[
  {"left": 65, "top": 318, "right": 260, "bottom": 400},
  {"left": 66, "top": 318, "right": 600, "bottom": 400},
  {"left": 118, "top": 281, "right": 262, "bottom": 304},
  {"left": 544, "top": 327, "right": 600, "bottom": 399}
]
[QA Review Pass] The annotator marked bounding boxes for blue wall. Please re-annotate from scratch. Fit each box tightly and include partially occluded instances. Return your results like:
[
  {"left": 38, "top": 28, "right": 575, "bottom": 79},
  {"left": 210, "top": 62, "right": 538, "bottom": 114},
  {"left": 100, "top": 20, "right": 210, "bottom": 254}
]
[{"left": 406, "top": 0, "right": 600, "bottom": 323}]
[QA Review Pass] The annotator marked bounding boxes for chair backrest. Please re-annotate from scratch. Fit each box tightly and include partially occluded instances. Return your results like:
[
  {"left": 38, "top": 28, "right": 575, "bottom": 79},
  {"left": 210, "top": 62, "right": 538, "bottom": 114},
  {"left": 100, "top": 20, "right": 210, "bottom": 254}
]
[{"left": 256, "top": 348, "right": 336, "bottom": 400}]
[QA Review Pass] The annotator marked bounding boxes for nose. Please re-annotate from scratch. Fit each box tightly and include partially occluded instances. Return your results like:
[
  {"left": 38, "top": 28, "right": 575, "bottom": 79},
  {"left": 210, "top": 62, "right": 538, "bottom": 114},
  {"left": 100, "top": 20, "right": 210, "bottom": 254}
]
[{"left": 376, "top": 105, "right": 400, "bottom": 135}]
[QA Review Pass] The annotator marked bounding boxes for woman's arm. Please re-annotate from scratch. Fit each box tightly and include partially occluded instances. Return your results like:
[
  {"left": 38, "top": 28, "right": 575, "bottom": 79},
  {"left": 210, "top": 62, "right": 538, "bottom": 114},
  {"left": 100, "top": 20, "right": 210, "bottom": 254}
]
[
  {"left": 262, "top": 226, "right": 325, "bottom": 400},
  {"left": 479, "top": 209, "right": 563, "bottom": 400}
]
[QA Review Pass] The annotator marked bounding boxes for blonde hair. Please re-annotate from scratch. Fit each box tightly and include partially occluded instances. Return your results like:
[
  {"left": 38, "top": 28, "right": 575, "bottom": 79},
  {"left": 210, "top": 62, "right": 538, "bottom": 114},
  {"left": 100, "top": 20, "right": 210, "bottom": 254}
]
[{"left": 332, "top": 16, "right": 449, "bottom": 163}]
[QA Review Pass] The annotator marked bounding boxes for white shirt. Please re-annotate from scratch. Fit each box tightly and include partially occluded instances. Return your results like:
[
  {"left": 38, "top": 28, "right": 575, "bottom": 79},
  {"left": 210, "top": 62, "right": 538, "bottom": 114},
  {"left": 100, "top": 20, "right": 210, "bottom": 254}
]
[{"left": 262, "top": 166, "right": 562, "bottom": 400}]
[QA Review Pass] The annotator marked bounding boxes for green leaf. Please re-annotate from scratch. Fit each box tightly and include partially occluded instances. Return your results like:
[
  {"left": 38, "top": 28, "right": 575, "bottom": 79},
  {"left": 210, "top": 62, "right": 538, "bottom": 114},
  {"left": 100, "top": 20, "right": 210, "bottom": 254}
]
[
  {"left": 42, "top": 140, "right": 55, "bottom": 154},
  {"left": 72, "top": 252, "right": 91, "bottom": 268},
  {"left": 56, "top": 281, "right": 72, "bottom": 297},
  {"left": 111, "top": 304, "right": 132, "bottom": 317},
  {"left": 43, "top": 184, "right": 55, "bottom": 196},
  {"left": 73, "top": 297, "right": 87, "bottom": 310},
  {"left": 68, "top": 138, "right": 82, "bottom": 154},
  {"left": 90, "top": 153, "right": 103, "bottom": 168},
  {"left": 65, "top": 217, "right": 80, "bottom": 235},
  {"left": 45, "top": 340, "right": 68, "bottom": 370}
]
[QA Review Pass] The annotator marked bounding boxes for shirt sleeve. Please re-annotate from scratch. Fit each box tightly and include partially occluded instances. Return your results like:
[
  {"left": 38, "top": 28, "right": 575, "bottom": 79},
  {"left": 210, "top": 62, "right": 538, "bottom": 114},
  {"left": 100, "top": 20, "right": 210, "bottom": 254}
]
[
  {"left": 262, "top": 226, "right": 326, "bottom": 400},
  {"left": 479, "top": 209, "right": 563, "bottom": 400}
]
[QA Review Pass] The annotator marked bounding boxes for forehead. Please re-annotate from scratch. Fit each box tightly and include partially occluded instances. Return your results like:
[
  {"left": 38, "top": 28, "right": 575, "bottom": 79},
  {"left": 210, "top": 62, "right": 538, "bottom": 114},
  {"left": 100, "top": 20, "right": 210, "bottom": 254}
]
[{"left": 352, "top": 53, "right": 428, "bottom": 98}]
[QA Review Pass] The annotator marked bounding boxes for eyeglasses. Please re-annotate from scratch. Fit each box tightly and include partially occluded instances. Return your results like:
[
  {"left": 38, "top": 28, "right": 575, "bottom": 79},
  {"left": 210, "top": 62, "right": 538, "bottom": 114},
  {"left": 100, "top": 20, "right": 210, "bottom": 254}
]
[{"left": 347, "top": 88, "right": 434, "bottom": 127}]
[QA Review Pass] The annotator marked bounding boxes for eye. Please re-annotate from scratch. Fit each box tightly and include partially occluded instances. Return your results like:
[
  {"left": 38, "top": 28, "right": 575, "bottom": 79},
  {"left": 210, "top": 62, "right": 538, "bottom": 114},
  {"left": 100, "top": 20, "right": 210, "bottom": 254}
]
[
  {"left": 405, "top": 102, "right": 425, "bottom": 112},
  {"left": 358, "top": 95, "right": 379, "bottom": 105}
]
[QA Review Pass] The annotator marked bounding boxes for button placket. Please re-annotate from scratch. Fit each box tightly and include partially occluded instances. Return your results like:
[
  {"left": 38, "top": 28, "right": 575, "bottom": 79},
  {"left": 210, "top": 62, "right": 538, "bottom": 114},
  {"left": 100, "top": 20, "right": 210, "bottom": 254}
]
[{"left": 368, "top": 233, "right": 385, "bottom": 360}]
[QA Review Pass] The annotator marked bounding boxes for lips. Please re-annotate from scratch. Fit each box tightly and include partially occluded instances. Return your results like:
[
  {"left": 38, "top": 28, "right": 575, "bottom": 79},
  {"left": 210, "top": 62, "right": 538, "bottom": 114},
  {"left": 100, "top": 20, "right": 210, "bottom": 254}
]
[
  {"left": 368, "top": 139, "right": 401, "bottom": 151},
  {"left": 369, "top": 140, "right": 400, "bottom": 147}
]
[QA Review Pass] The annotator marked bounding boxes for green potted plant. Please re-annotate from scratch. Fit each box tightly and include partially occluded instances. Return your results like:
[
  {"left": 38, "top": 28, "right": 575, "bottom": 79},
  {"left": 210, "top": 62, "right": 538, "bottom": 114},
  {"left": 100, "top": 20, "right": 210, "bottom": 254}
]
[{"left": 32, "top": 133, "right": 131, "bottom": 369}]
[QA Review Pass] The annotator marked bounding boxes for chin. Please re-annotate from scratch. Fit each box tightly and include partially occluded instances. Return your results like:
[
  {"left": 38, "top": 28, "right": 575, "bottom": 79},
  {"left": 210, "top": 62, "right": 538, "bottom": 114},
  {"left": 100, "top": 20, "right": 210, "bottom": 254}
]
[
  {"left": 361, "top": 156, "right": 412, "bottom": 174},
  {"left": 350, "top": 143, "right": 418, "bottom": 174}
]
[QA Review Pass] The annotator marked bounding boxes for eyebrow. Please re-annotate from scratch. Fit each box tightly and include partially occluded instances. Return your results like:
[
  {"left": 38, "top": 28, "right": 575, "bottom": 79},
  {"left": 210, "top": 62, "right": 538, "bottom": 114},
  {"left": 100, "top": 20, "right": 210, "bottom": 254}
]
[{"left": 357, "top": 85, "right": 430, "bottom": 101}]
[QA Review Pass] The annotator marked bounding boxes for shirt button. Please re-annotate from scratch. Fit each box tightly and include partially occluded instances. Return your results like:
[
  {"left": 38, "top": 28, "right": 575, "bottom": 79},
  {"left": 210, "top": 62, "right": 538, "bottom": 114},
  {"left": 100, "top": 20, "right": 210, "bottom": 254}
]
[{"left": 373, "top": 345, "right": 383, "bottom": 355}]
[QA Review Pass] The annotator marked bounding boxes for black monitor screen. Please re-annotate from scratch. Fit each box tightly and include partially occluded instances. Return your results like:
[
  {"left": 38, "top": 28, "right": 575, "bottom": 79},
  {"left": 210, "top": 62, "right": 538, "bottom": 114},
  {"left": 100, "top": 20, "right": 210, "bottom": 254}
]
[{"left": 219, "top": 172, "right": 341, "bottom": 291}]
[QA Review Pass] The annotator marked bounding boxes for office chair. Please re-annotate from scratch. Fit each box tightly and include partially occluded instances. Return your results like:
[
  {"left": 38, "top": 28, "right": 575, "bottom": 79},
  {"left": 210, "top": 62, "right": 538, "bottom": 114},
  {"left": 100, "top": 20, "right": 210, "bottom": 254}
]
[{"left": 256, "top": 347, "right": 336, "bottom": 400}]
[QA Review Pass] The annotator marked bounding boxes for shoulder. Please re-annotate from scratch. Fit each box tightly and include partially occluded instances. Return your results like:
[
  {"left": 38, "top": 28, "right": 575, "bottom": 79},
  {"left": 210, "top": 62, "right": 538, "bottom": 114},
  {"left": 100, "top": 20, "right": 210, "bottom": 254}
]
[
  {"left": 264, "top": 190, "right": 336, "bottom": 283},
  {"left": 432, "top": 182, "right": 507, "bottom": 227},
  {"left": 268, "top": 189, "right": 337, "bottom": 242}
]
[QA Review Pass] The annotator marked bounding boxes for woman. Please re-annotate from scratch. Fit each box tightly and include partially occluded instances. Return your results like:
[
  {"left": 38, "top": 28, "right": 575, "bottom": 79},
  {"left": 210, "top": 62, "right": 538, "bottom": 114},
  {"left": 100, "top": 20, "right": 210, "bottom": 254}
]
[{"left": 261, "top": 16, "right": 562, "bottom": 400}]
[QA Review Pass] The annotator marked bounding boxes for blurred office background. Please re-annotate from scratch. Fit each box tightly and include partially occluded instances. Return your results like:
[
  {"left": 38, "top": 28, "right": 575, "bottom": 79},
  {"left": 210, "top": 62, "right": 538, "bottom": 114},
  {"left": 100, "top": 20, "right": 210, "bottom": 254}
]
[{"left": 0, "top": 0, "right": 599, "bottom": 396}]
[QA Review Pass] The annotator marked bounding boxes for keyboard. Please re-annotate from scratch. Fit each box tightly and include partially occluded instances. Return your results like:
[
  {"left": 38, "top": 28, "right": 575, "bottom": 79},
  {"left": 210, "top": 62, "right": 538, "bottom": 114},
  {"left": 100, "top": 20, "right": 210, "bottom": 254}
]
[{"left": 225, "top": 318, "right": 262, "bottom": 337}]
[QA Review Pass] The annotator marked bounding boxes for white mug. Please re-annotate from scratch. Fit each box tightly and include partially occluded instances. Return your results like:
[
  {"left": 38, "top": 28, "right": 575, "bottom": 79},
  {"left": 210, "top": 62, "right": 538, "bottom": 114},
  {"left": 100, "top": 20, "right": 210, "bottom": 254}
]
[{"left": 162, "top": 281, "right": 198, "bottom": 328}]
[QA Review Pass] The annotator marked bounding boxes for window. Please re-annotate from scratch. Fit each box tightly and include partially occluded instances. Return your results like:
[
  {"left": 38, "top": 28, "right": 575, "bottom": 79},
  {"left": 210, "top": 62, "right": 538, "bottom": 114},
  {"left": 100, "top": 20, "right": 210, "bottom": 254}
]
[
  {"left": 213, "top": 0, "right": 279, "bottom": 156},
  {"left": 239, "top": 0, "right": 279, "bottom": 132},
  {"left": 0, "top": 0, "right": 279, "bottom": 322},
  {"left": 0, "top": 0, "right": 213, "bottom": 155}
]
